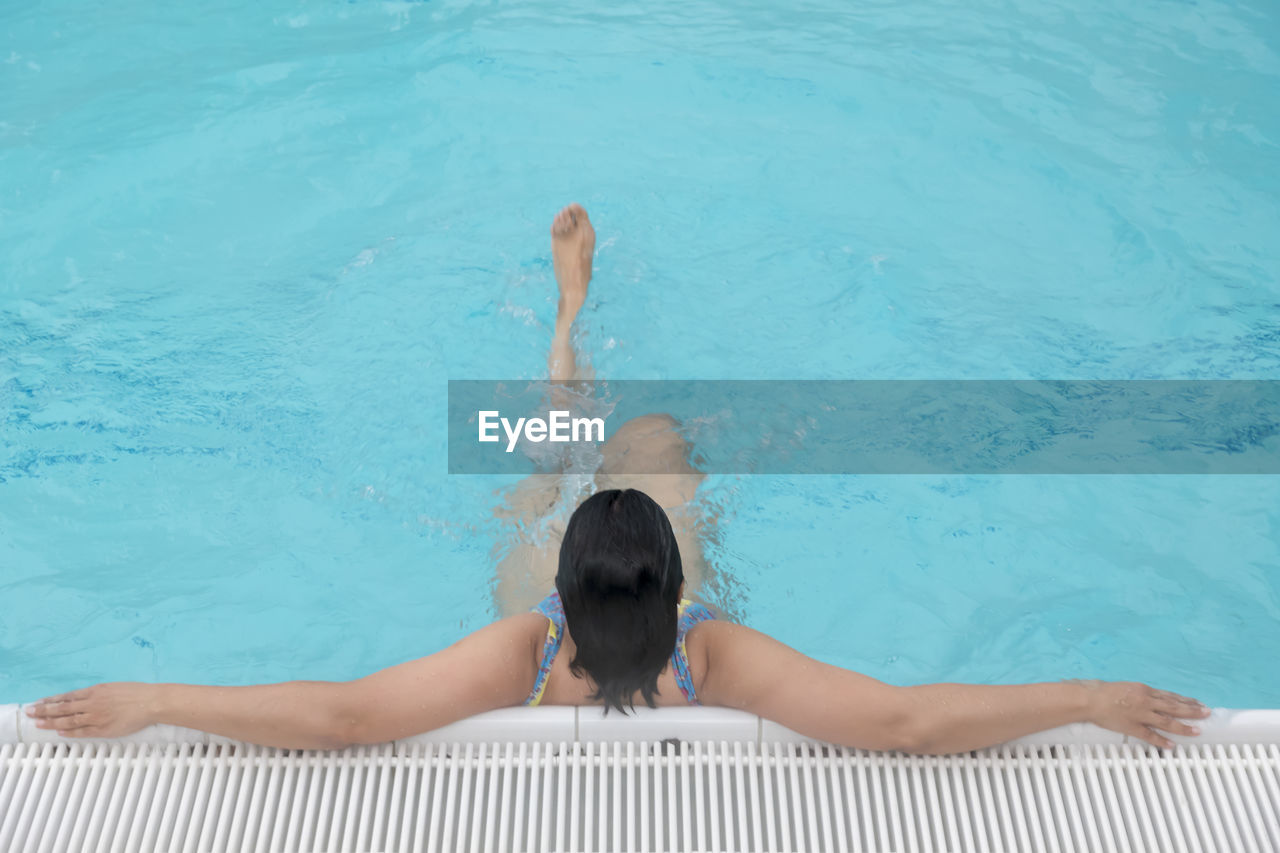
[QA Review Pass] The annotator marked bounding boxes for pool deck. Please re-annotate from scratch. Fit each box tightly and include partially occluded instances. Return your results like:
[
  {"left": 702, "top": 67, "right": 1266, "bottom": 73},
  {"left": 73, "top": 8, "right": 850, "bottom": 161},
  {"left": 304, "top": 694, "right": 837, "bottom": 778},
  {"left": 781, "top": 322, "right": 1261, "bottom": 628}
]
[{"left": 4, "top": 705, "right": 1280, "bottom": 852}]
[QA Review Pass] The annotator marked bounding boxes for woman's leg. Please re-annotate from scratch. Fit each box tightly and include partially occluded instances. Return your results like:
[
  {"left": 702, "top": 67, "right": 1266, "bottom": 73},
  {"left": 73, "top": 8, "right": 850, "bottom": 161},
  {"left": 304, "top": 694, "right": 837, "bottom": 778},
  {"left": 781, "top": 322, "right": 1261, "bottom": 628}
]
[
  {"left": 491, "top": 204, "right": 598, "bottom": 617},
  {"left": 548, "top": 203, "right": 595, "bottom": 383}
]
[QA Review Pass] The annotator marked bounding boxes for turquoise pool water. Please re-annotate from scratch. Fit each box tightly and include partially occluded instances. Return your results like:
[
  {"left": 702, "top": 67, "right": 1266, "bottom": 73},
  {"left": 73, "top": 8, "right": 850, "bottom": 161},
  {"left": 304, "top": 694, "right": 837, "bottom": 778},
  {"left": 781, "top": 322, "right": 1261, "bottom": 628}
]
[{"left": 2, "top": 0, "right": 1279, "bottom": 707}]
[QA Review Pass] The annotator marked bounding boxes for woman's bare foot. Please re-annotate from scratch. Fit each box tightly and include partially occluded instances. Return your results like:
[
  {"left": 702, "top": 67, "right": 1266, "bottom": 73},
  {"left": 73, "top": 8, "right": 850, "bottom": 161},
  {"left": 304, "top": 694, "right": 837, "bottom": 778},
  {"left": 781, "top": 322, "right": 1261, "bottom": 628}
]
[{"left": 551, "top": 203, "right": 595, "bottom": 330}]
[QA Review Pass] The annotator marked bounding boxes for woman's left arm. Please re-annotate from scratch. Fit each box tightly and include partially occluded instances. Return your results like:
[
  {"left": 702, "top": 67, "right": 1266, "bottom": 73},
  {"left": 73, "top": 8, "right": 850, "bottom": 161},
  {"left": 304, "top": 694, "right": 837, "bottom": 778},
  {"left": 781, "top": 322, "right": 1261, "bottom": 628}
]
[{"left": 26, "top": 613, "right": 543, "bottom": 750}]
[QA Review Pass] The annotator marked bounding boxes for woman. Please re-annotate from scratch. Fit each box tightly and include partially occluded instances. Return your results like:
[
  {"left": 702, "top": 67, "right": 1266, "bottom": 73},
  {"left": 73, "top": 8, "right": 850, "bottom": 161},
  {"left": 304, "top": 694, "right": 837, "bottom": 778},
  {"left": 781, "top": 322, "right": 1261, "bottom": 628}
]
[{"left": 28, "top": 205, "right": 1209, "bottom": 753}]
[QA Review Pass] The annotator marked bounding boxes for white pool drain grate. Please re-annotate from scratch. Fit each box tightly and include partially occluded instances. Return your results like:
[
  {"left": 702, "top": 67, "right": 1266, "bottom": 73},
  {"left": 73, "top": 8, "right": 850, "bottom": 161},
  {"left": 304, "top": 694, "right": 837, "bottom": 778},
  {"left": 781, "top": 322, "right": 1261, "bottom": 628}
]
[{"left": 3, "top": 740, "right": 1278, "bottom": 852}]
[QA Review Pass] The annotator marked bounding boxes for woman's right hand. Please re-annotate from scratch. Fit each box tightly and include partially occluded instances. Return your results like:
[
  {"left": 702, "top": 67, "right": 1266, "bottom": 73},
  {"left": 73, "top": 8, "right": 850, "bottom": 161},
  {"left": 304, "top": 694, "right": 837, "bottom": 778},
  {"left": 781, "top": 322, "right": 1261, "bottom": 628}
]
[
  {"left": 26, "top": 682, "right": 157, "bottom": 739},
  {"left": 1079, "top": 680, "right": 1210, "bottom": 748}
]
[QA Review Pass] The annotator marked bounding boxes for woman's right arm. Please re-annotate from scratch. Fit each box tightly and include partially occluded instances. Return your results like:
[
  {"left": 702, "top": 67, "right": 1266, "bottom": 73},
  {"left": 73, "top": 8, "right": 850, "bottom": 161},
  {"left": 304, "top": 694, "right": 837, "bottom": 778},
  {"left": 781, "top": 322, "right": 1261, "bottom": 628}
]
[
  {"left": 695, "top": 621, "right": 1209, "bottom": 754},
  {"left": 26, "top": 613, "right": 544, "bottom": 749}
]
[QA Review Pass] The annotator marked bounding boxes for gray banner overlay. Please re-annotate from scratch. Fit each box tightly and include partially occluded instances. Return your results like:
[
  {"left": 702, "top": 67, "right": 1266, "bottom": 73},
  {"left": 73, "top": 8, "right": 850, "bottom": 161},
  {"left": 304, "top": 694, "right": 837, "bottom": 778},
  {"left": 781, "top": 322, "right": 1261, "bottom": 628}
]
[{"left": 447, "top": 380, "right": 1280, "bottom": 474}]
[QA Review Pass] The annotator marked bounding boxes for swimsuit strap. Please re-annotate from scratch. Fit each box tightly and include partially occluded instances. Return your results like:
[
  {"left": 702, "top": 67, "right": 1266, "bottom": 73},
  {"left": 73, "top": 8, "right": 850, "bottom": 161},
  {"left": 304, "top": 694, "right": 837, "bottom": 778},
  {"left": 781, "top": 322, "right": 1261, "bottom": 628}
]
[
  {"left": 522, "top": 591, "right": 718, "bottom": 707},
  {"left": 523, "top": 592, "right": 566, "bottom": 707},
  {"left": 673, "top": 598, "right": 717, "bottom": 704}
]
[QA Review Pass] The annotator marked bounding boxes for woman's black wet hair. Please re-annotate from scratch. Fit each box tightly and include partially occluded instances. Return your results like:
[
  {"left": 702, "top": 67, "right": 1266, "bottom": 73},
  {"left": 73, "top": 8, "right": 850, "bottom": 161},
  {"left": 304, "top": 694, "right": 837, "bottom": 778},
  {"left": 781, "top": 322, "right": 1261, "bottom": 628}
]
[{"left": 555, "top": 488, "right": 684, "bottom": 715}]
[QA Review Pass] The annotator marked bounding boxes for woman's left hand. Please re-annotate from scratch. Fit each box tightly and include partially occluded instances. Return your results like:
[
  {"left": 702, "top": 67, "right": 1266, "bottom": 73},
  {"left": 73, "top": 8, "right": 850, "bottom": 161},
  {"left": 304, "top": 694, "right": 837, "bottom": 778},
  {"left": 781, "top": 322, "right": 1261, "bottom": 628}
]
[{"left": 26, "top": 683, "right": 156, "bottom": 738}]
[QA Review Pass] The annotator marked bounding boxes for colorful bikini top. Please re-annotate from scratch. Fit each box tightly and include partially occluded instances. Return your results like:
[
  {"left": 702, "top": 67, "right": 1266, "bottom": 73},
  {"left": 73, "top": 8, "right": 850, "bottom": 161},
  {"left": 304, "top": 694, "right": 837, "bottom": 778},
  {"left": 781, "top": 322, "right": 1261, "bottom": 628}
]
[{"left": 523, "top": 590, "right": 716, "bottom": 707}]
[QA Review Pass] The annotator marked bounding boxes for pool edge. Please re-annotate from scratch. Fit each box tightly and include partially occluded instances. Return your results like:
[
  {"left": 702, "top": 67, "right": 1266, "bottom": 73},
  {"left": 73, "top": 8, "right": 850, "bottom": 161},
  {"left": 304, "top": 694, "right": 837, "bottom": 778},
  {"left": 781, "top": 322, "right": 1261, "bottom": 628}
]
[{"left": 3, "top": 704, "right": 1278, "bottom": 748}]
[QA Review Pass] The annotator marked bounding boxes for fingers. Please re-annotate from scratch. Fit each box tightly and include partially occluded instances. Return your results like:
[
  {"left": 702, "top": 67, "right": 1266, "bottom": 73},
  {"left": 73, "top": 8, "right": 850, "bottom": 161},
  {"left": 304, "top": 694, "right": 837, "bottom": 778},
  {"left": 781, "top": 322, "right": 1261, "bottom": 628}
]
[
  {"left": 28, "top": 706, "right": 111, "bottom": 739},
  {"left": 27, "top": 700, "right": 92, "bottom": 730},
  {"left": 26, "top": 692, "right": 102, "bottom": 735},
  {"left": 34, "top": 712, "right": 90, "bottom": 731},
  {"left": 1121, "top": 721, "right": 1174, "bottom": 750},
  {"left": 1153, "top": 690, "right": 1210, "bottom": 718},
  {"left": 1136, "top": 685, "right": 1208, "bottom": 746},
  {"left": 1123, "top": 711, "right": 1205, "bottom": 750},
  {"left": 1146, "top": 711, "right": 1201, "bottom": 738},
  {"left": 27, "top": 698, "right": 90, "bottom": 719},
  {"left": 24, "top": 685, "right": 126, "bottom": 740}
]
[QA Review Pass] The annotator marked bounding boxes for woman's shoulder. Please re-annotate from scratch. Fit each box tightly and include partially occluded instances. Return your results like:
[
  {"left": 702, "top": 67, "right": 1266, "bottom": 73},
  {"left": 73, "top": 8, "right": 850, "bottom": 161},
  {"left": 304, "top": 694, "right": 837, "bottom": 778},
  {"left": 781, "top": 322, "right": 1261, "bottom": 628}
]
[
  {"left": 681, "top": 617, "right": 817, "bottom": 708},
  {"left": 493, "top": 610, "right": 558, "bottom": 659},
  {"left": 682, "top": 610, "right": 735, "bottom": 645},
  {"left": 680, "top": 609, "right": 738, "bottom": 700}
]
